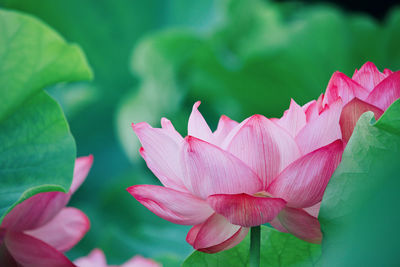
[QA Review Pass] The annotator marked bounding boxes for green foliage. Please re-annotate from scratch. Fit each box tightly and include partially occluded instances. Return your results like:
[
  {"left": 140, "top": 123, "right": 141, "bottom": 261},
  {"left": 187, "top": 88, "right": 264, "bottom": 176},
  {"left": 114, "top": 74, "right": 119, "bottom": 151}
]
[
  {"left": 319, "top": 99, "right": 400, "bottom": 266},
  {"left": 183, "top": 226, "right": 321, "bottom": 267},
  {"left": 117, "top": 0, "right": 400, "bottom": 162},
  {"left": 0, "top": 9, "right": 92, "bottom": 221}
]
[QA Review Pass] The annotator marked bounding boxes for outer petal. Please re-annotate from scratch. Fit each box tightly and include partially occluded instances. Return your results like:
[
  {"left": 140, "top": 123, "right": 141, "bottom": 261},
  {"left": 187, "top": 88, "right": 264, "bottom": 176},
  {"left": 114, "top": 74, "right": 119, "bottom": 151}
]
[
  {"left": 25, "top": 207, "right": 90, "bottom": 252},
  {"left": 181, "top": 136, "right": 262, "bottom": 199},
  {"left": 352, "top": 62, "right": 390, "bottom": 92},
  {"left": 212, "top": 115, "right": 239, "bottom": 146},
  {"left": 295, "top": 99, "right": 342, "bottom": 155},
  {"left": 1, "top": 191, "right": 70, "bottom": 231},
  {"left": 70, "top": 155, "right": 94, "bottom": 194},
  {"left": 74, "top": 249, "right": 107, "bottom": 267},
  {"left": 224, "top": 115, "right": 301, "bottom": 188},
  {"left": 207, "top": 193, "right": 286, "bottom": 227},
  {"left": 160, "top": 117, "right": 183, "bottom": 144},
  {"left": 339, "top": 98, "right": 384, "bottom": 143},
  {"left": 275, "top": 99, "right": 307, "bottom": 137},
  {"left": 0, "top": 229, "right": 18, "bottom": 267},
  {"left": 267, "top": 140, "right": 343, "bottom": 208},
  {"left": 132, "top": 122, "right": 186, "bottom": 191},
  {"left": 127, "top": 185, "right": 214, "bottom": 225},
  {"left": 121, "top": 256, "right": 161, "bottom": 267},
  {"left": 187, "top": 213, "right": 248, "bottom": 253},
  {"left": 4, "top": 231, "right": 76, "bottom": 267},
  {"left": 323, "top": 72, "right": 369, "bottom": 105},
  {"left": 188, "top": 101, "right": 213, "bottom": 142},
  {"left": 276, "top": 207, "right": 322, "bottom": 244},
  {"left": 366, "top": 71, "right": 400, "bottom": 110}
]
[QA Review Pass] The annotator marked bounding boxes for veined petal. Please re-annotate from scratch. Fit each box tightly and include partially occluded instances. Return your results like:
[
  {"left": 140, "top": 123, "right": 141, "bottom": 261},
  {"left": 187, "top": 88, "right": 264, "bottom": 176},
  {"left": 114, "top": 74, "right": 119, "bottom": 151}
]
[
  {"left": 25, "top": 207, "right": 90, "bottom": 252},
  {"left": 223, "top": 115, "right": 301, "bottom": 188},
  {"left": 267, "top": 140, "right": 343, "bottom": 208},
  {"left": 121, "top": 256, "right": 161, "bottom": 267},
  {"left": 339, "top": 98, "right": 384, "bottom": 143},
  {"left": 5, "top": 231, "right": 75, "bottom": 267},
  {"left": 277, "top": 207, "right": 322, "bottom": 244},
  {"left": 181, "top": 136, "right": 262, "bottom": 199},
  {"left": 186, "top": 213, "right": 248, "bottom": 253},
  {"left": 127, "top": 185, "right": 214, "bottom": 225},
  {"left": 352, "top": 62, "right": 390, "bottom": 92},
  {"left": 270, "top": 217, "right": 288, "bottom": 233},
  {"left": 275, "top": 99, "right": 307, "bottom": 137},
  {"left": 207, "top": 193, "right": 286, "bottom": 227},
  {"left": 295, "top": 99, "right": 342, "bottom": 155},
  {"left": 132, "top": 122, "right": 186, "bottom": 191},
  {"left": 212, "top": 115, "right": 239, "bottom": 146},
  {"left": 323, "top": 72, "right": 369, "bottom": 106},
  {"left": 70, "top": 155, "right": 93, "bottom": 194},
  {"left": 74, "top": 249, "right": 107, "bottom": 267},
  {"left": 1, "top": 192, "right": 70, "bottom": 231},
  {"left": 188, "top": 101, "right": 213, "bottom": 142},
  {"left": 366, "top": 71, "right": 400, "bottom": 110},
  {"left": 161, "top": 117, "right": 183, "bottom": 144}
]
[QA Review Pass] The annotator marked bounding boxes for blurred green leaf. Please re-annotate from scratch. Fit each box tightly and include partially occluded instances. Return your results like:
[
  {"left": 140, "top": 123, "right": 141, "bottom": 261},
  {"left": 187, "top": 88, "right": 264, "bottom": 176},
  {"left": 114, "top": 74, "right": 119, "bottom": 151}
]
[
  {"left": 0, "top": 9, "right": 92, "bottom": 221},
  {"left": 319, "top": 99, "right": 400, "bottom": 266},
  {"left": 183, "top": 226, "right": 321, "bottom": 267}
]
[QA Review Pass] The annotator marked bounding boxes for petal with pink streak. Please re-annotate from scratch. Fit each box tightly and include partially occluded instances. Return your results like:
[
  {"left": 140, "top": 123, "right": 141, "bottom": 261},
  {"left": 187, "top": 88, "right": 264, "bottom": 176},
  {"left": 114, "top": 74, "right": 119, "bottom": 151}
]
[
  {"left": 74, "top": 249, "right": 108, "bottom": 267},
  {"left": 295, "top": 99, "right": 342, "bottom": 155},
  {"left": 5, "top": 231, "right": 75, "bottom": 267},
  {"left": 132, "top": 122, "right": 186, "bottom": 191},
  {"left": 277, "top": 207, "right": 322, "bottom": 244},
  {"left": 223, "top": 115, "right": 301, "bottom": 188},
  {"left": 188, "top": 101, "right": 213, "bottom": 142},
  {"left": 267, "top": 140, "right": 343, "bottom": 208},
  {"left": 323, "top": 72, "right": 369, "bottom": 106},
  {"left": 181, "top": 136, "right": 262, "bottom": 199},
  {"left": 339, "top": 98, "right": 384, "bottom": 143},
  {"left": 212, "top": 115, "right": 239, "bottom": 146},
  {"left": 127, "top": 185, "right": 214, "bottom": 225},
  {"left": 352, "top": 62, "right": 391, "bottom": 92},
  {"left": 187, "top": 213, "right": 248, "bottom": 253},
  {"left": 207, "top": 193, "right": 286, "bottom": 227},
  {"left": 276, "top": 99, "right": 307, "bottom": 137},
  {"left": 1, "top": 191, "right": 70, "bottom": 231},
  {"left": 25, "top": 207, "right": 90, "bottom": 252},
  {"left": 121, "top": 255, "right": 161, "bottom": 267},
  {"left": 70, "top": 155, "right": 93, "bottom": 194},
  {"left": 366, "top": 71, "right": 400, "bottom": 110}
]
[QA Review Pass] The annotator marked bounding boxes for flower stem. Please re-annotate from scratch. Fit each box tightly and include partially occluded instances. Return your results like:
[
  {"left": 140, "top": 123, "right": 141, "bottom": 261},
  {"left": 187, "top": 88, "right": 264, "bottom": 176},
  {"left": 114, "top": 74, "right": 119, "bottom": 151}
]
[{"left": 249, "top": 226, "right": 261, "bottom": 267}]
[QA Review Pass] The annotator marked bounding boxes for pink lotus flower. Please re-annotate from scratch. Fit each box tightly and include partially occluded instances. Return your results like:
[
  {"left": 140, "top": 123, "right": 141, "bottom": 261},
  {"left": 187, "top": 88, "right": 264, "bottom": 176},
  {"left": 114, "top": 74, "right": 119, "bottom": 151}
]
[
  {"left": 0, "top": 156, "right": 93, "bottom": 267},
  {"left": 322, "top": 62, "right": 400, "bottom": 143},
  {"left": 128, "top": 100, "right": 344, "bottom": 253},
  {"left": 74, "top": 249, "right": 161, "bottom": 267}
]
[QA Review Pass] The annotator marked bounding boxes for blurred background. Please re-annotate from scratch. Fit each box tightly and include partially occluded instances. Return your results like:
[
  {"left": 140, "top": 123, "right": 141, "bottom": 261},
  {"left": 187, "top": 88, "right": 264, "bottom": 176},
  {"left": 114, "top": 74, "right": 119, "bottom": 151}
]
[{"left": 0, "top": 0, "right": 399, "bottom": 265}]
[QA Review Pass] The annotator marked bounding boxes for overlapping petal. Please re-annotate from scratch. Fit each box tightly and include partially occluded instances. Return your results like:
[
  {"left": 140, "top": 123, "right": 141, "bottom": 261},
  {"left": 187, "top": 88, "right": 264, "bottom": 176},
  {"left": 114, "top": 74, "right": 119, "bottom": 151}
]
[
  {"left": 223, "top": 115, "right": 301, "bottom": 188},
  {"left": 186, "top": 213, "right": 248, "bottom": 253},
  {"left": 207, "top": 193, "right": 286, "bottom": 227},
  {"left": 295, "top": 99, "right": 342, "bottom": 155},
  {"left": 275, "top": 99, "right": 307, "bottom": 137},
  {"left": 267, "top": 140, "right": 343, "bottom": 208},
  {"left": 4, "top": 231, "right": 75, "bottom": 267},
  {"left": 339, "top": 98, "right": 384, "bottom": 143},
  {"left": 181, "top": 136, "right": 263, "bottom": 199},
  {"left": 323, "top": 72, "right": 369, "bottom": 106},
  {"left": 74, "top": 249, "right": 108, "bottom": 267},
  {"left": 276, "top": 207, "right": 322, "bottom": 244},
  {"left": 127, "top": 185, "right": 214, "bottom": 225},
  {"left": 366, "top": 71, "right": 400, "bottom": 110},
  {"left": 25, "top": 207, "right": 90, "bottom": 252},
  {"left": 132, "top": 122, "right": 186, "bottom": 191},
  {"left": 70, "top": 155, "right": 94, "bottom": 194},
  {"left": 352, "top": 62, "right": 390, "bottom": 91},
  {"left": 212, "top": 115, "right": 239, "bottom": 146}
]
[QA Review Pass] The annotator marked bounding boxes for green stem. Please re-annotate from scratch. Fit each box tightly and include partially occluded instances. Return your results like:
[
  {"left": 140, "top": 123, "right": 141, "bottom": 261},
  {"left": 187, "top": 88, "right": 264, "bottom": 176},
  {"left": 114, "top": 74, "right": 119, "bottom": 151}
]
[{"left": 249, "top": 226, "right": 261, "bottom": 267}]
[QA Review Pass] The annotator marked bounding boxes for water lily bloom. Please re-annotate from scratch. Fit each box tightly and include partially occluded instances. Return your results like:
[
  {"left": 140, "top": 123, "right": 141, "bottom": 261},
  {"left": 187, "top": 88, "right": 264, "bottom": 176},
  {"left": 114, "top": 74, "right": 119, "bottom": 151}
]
[
  {"left": 322, "top": 62, "right": 400, "bottom": 143},
  {"left": 74, "top": 249, "right": 161, "bottom": 267},
  {"left": 128, "top": 100, "right": 344, "bottom": 253},
  {"left": 0, "top": 156, "right": 93, "bottom": 267}
]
